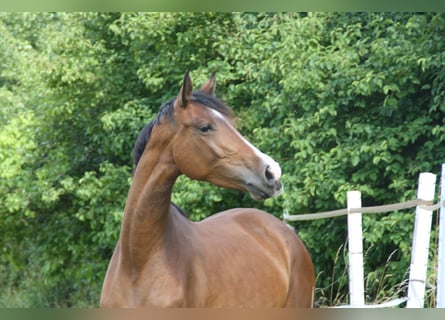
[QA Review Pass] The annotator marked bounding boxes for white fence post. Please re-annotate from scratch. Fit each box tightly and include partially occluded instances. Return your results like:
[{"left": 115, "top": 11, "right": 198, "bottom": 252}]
[
  {"left": 347, "top": 190, "right": 365, "bottom": 307},
  {"left": 407, "top": 172, "right": 437, "bottom": 308},
  {"left": 437, "top": 164, "right": 445, "bottom": 308}
]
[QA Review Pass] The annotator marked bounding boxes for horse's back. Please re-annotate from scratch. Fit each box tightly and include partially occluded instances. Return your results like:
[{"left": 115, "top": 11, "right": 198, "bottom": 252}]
[{"left": 196, "top": 208, "right": 314, "bottom": 307}]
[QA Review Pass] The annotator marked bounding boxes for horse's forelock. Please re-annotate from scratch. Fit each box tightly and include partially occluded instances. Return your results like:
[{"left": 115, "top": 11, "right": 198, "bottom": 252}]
[{"left": 191, "top": 91, "right": 234, "bottom": 120}]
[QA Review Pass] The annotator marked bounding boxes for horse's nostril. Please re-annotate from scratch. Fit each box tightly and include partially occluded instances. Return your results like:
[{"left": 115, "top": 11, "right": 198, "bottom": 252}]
[{"left": 265, "top": 165, "right": 274, "bottom": 183}]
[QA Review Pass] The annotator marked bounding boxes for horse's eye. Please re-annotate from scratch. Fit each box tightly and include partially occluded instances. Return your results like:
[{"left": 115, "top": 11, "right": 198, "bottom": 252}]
[{"left": 199, "top": 124, "right": 213, "bottom": 134}]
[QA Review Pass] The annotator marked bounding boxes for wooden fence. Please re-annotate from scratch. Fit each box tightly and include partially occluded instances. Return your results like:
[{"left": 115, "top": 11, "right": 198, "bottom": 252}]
[{"left": 284, "top": 164, "right": 445, "bottom": 308}]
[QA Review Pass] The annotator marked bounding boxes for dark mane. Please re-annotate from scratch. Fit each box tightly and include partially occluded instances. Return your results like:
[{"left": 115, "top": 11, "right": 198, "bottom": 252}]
[
  {"left": 132, "top": 97, "right": 175, "bottom": 169},
  {"left": 132, "top": 91, "right": 233, "bottom": 170}
]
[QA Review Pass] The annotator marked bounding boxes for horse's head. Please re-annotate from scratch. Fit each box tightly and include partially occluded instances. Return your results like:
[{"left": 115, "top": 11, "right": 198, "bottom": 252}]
[{"left": 169, "top": 72, "right": 282, "bottom": 200}]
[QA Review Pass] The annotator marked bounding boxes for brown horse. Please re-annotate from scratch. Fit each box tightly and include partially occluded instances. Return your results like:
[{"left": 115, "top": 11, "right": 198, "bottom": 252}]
[{"left": 100, "top": 72, "right": 314, "bottom": 307}]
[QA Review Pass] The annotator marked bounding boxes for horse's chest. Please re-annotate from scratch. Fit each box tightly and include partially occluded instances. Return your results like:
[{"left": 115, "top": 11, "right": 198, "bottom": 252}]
[{"left": 130, "top": 260, "right": 189, "bottom": 307}]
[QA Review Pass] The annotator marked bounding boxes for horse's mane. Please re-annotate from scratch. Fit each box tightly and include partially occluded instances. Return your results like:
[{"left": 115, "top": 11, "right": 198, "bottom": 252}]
[
  {"left": 132, "top": 91, "right": 234, "bottom": 170},
  {"left": 132, "top": 98, "right": 175, "bottom": 170}
]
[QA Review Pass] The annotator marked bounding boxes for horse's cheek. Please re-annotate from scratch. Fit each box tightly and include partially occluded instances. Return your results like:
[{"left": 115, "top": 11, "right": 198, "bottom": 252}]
[{"left": 173, "top": 148, "right": 208, "bottom": 180}]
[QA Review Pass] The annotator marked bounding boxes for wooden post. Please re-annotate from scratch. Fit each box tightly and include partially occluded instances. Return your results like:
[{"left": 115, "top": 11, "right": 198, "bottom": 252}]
[
  {"left": 407, "top": 172, "right": 437, "bottom": 308},
  {"left": 437, "top": 164, "right": 445, "bottom": 308},
  {"left": 347, "top": 190, "right": 365, "bottom": 307}
]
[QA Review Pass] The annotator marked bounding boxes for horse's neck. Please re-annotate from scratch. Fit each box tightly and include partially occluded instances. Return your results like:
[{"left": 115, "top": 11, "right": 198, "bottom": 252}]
[{"left": 119, "top": 148, "right": 179, "bottom": 272}]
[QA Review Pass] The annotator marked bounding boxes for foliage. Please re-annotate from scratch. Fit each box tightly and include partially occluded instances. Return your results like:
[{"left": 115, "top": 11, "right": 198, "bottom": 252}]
[{"left": 0, "top": 12, "right": 444, "bottom": 307}]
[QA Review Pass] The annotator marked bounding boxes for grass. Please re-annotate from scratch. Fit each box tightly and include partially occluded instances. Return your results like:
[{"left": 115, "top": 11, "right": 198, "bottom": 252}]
[
  {"left": 0, "top": 274, "right": 99, "bottom": 308},
  {"left": 314, "top": 240, "right": 438, "bottom": 308},
  {"left": 0, "top": 287, "right": 32, "bottom": 308}
]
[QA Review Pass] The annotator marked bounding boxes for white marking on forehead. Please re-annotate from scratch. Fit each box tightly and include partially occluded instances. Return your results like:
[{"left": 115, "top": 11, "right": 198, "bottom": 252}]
[
  {"left": 209, "top": 108, "right": 226, "bottom": 120},
  {"left": 210, "top": 107, "right": 282, "bottom": 179}
]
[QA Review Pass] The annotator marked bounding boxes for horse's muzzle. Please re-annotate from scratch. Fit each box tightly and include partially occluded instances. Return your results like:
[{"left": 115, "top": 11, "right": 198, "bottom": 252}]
[
  {"left": 245, "top": 162, "right": 283, "bottom": 201},
  {"left": 246, "top": 180, "right": 283, "bottom": 200}
]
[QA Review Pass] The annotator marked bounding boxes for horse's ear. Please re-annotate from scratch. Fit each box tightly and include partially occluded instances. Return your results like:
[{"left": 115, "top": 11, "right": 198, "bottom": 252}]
[
  {"left": 176, "top": 71, "right": 193, "bottom": 108},
  {"left": 199, "top": 72, "right": 216, "bottom": 96}
]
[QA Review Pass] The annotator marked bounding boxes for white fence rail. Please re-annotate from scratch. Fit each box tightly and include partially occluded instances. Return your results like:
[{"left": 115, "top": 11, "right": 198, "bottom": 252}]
[
  {"left": 407, "top": 172, "right": 436, "bottom": 308},
  {"left": 437, "top": 164, "right": 445, "bottom": 308},
  {"left": 283, "top": 165, "right": 445, "bottom": 308},
  {"left": 346, "top": 190, "right": 365, "bottom": 307}
]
